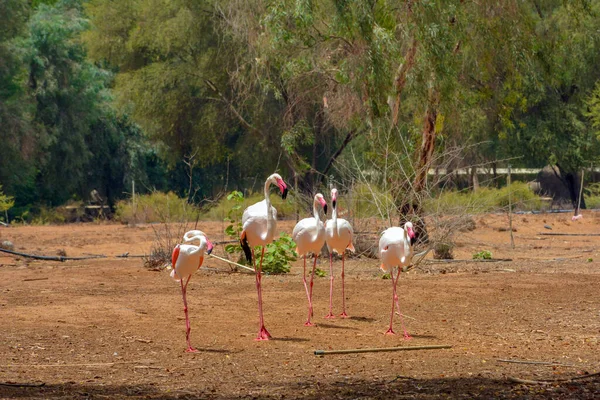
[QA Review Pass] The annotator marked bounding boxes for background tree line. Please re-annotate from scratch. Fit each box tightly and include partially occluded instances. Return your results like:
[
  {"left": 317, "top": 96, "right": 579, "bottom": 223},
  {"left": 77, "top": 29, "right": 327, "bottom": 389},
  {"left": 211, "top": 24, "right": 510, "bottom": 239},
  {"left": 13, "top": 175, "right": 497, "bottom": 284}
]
[{"left": 2, "top": 0, "right": 600, "bottom": 220}]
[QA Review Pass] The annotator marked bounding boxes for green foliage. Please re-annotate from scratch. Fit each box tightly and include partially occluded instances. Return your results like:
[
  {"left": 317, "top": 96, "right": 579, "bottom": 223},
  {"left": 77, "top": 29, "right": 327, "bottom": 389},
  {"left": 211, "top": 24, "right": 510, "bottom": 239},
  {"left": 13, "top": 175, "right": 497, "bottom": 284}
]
[
  {"left": 260, "top": 233, "right": 297, "bottom": 275},
  {"left": 314, "top": 268, "right": 326, "bottom": 278},
  {"left": 472, "top": 250, "right": 492, "bottom": 260},
  {"left": 115, "top": 192, "right": 199, "bottom": 224},
  {"left": 223, "top": 191, "right": 245, "bottom": 256},
  {"left": 202, "top": 191, "right": 297, "bottom": 221},
  {"left": 0, "top": 185, "right": 15, "bottom": 214},
  {"left": 425, "top": 182, "right": 544, "bottom": 214}
]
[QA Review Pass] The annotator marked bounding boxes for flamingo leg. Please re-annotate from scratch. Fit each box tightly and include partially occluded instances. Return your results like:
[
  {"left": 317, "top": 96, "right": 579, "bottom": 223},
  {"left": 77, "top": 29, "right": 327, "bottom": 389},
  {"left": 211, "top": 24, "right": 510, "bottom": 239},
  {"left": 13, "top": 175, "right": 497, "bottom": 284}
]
[
  {"left": 393, "top": 267, "right": 411, "bottom": 340},
  {"left": 309, "top": 255, "right": 317, "bottom": 316},
  {"left": 340, "top": 252, "right": 348, "bottom": 318},
  {"left": 325, "top": 252, "right": 335, "bottom": 318},
  {"left": 255, "top": 246, "right": 271, "bottom": 340},
  {"left": 180, "top": 275, "right": 199, "bottom": 352},
  {"left": 385, "top": 268, "right": 396, "bottom": 335},
  {"left": 302, "top": 255, "right": 313, "bottom": 326}
]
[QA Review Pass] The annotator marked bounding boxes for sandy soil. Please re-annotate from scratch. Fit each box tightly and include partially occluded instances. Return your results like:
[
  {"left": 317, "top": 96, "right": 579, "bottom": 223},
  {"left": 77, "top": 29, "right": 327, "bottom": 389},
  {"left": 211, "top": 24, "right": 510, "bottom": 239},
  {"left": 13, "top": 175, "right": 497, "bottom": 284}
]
[{"left": 0, "top": 211, "right": 599, "bottom": 399}]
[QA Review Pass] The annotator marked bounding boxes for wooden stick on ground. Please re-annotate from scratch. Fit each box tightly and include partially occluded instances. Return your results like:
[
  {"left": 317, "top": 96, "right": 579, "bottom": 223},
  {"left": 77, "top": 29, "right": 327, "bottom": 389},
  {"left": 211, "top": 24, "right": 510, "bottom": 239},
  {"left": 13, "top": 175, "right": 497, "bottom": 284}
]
[
  {"left": 314, "top": 344, "right": 452, "bottom": 356},
  {"left": 209, "top": 253, "right": 255, "bottom": 272},
  {"left": 508, "top": 371, "right": 600, "bottom": 385},
  {"left": 0, "top": 382, "right": 45, "bottom": 387},
  {"left": 537, "top": 233, "right": 600, "bottom": 236},
  {"left": 497, "top": 359, "right": 578, "bottom": 367}
]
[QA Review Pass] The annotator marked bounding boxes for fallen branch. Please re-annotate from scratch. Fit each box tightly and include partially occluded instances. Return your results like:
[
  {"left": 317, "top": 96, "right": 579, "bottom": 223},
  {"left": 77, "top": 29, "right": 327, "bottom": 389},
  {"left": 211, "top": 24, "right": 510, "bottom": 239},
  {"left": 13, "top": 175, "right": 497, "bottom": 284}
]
[
  {"left": 0, "top": 248, "right": 107, "bottom": 262},
  {"left": 116, "top": 253, "right": 146, "bottom": 258},
  {"left": 424, "top": 258, "right": 512, "bottom": 264},
  {"left": 23, "top": 277, "right": 49, "bottom": 282},
  {"left": 0, "top": 382, "right": 45, "bottom": 387},
  {"left": 209, "top": 253, "right": 255, "bottom": 273},
  {"left": 508, "top": 371, "right": 600, "bottom": 385},
  {"left": 314, "top": 344, "right": 452, "bottom": 356},
  {"left": 497, "top": 359, "right": 578, "bottom": 367},
  {"left": 537, "top": 233, "right": 600, "bottom": 237}
]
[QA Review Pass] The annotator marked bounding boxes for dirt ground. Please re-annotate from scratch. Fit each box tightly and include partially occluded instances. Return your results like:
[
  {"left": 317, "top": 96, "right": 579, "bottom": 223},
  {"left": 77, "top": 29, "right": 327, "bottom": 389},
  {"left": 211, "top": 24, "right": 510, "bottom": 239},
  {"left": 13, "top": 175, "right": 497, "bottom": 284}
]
[{"left": 1, "top": 211, "right": 599, "bottom": 399}]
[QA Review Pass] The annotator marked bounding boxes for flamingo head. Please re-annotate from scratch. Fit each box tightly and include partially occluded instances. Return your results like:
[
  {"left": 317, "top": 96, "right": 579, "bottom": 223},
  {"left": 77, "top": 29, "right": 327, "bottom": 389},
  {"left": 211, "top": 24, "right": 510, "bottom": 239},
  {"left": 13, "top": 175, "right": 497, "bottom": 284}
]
[
  {"left": 331, "top": 188, "right": 338, "bottom": 210},
  {"left": 316, "top": 193, "right": 328, "bottom": 215},
  {"left": 404, "top": 222, "right": 416, "bottom": 244},
  {"left": 206, "top": 239, "right": 214, "bottom": 255},
  {"left": 272, "top": 173, "right": 288, "bottom": 200},
  {"left": 184, "top": 230, "right": 213, "bottom": 254}
]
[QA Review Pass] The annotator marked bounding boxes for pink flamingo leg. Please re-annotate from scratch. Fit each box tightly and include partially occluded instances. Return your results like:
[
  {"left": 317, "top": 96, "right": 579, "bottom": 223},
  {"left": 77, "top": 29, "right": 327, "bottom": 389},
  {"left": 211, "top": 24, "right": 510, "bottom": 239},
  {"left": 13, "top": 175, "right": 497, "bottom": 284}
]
[
  {"left": 255, "top": 247, "right": 271, "bottom": 341},
  {"left": 325, "top": 252, "right": 335, "bottom": 318},
  {"left": 340, "top": 253, "right": 348, "bottom": 318},
  {"left": 180, "top": 276, "right": 199, "bottom": 352},
  {"left": 385, "top": 268, "right": 396, "bottom": 335},
  {"left": 309, "top": 255, "right": 317, "bottom": 316},
  {"left": 302, "top": 256, "right": 313, "bottom": 326},
  {"left": 392, "top": 267, "right": 411, "bottom": 340}
]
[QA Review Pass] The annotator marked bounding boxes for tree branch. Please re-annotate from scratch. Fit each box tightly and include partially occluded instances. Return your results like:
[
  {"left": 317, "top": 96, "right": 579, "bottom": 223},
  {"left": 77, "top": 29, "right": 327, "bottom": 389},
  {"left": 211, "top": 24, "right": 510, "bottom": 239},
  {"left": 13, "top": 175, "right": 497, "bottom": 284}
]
[
  {"left": 203, "top": 79, "right": 261, "bottom": 135},
  {"left": 319, "top": 129, "right": 358, "bottom": 185}
]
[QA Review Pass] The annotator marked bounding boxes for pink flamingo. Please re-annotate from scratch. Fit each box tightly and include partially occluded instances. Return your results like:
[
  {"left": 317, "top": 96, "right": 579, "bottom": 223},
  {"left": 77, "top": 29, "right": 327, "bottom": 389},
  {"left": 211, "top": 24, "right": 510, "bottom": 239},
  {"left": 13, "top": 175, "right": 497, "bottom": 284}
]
[
  {"left": 324, "top": 188, "right": 354, "bottom": 318},
  {"left": 378, "top": 222, "right": 415, "bottom": 339},
  {"left": 240, "top": 173, "right": 288, "bottom": 340},
  {"left": 292, "top": 193, "right": 327, "bottom": 326},
  {"left": 171, "top": 230, "right": 213, "bottom": 352}
]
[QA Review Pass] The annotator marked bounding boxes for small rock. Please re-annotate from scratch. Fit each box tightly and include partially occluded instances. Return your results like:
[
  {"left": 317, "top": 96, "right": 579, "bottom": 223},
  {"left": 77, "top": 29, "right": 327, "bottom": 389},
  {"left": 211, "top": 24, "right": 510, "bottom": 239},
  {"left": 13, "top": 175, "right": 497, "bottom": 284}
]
[
  {"left": 1, "top": 240, "right": 14, "bottom": 250},
  {"left": 544, "top": 224, "right": 552, "bottom": 230}
]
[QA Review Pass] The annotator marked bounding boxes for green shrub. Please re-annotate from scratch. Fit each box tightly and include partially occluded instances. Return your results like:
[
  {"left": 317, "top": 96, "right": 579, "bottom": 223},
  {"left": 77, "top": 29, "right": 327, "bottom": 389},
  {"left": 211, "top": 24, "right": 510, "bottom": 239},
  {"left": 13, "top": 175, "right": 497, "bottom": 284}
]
[
  {"left": 201, "top": 191, "right": 297, "bottom": 221},
  {"left": 261, "top": 233, "right": 298, "bottom": 274},
  {"left": 473, "top": 250, "right": 492, "bottom": 260},
  {"left": 115, "top": 192, "right": 199, "bottom": 224},
  {"left": 425, "top": 182, "right": 544, "bottom": 215}
]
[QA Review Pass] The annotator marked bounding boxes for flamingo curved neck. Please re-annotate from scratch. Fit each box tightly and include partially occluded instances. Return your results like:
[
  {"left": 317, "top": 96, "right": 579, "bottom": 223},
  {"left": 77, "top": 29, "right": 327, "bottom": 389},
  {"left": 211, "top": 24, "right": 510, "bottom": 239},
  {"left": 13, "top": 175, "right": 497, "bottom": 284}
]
[
  {"left": 263, "top": 177, "right": 275, "bottom": 241},
  {"left": 312, "top": 199, "right": 321, "bottom": 223},
  {"left": 186, "top": 236, "right": 207, "bottom": 254}
]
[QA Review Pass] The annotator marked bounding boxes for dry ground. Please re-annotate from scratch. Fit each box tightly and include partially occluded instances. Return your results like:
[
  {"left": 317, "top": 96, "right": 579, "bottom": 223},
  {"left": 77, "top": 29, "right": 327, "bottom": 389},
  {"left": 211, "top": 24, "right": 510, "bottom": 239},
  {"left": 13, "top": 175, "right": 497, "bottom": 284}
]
[{"left": 0, "top": 211, "right": 599, "bottom": 399}]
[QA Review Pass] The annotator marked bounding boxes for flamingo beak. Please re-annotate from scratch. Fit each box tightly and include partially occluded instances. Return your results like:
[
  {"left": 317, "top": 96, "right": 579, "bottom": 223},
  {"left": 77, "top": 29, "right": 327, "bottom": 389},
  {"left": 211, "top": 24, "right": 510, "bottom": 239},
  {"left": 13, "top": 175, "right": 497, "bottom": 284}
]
[
  {"left": 331, "top": 193, "right": 337, "bottom": 210},
  {"left": 206, "top": 240, "right": 214, "bottom": 255},
  {"left": 277, "top": 179, "right": 288, "bottom": 200},
  {"left": 407, "top": 226, "right": 416, "bottom": 245},
  {"left": 319, "top": 197, "right": 328, "bottom": 215}
]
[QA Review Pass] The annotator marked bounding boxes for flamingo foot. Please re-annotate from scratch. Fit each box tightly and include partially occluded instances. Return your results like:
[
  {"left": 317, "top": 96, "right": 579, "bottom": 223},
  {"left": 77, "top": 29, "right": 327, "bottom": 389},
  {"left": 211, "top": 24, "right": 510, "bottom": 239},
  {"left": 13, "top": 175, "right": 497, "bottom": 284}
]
[
  {"left": 403, "top": 332, "right": 412, "bottom": 340},
  {"left": 324, "top": 312, "right": 336, "bottom": 319},
  {"left": 339, "top": 312, "right": 349, "bottom": 318},
  {"left": 304, "top": 320, "right": 314, "bottom": 327},
  {"left": 185, "top": 346, "right": 199, "bottom": 353},
  {"left": 255, "top": 325, "right": 272, "bottom": 341},
  {"left": 385, "top": 328, "right": 396, "bottom": 335}
]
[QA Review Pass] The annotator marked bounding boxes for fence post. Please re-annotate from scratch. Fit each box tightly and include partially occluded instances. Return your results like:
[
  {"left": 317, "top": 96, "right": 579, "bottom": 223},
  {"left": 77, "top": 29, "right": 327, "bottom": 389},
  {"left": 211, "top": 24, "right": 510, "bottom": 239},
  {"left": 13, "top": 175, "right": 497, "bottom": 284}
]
[{"left": 508, "top": 165, "right": 515, "bottom": 249}]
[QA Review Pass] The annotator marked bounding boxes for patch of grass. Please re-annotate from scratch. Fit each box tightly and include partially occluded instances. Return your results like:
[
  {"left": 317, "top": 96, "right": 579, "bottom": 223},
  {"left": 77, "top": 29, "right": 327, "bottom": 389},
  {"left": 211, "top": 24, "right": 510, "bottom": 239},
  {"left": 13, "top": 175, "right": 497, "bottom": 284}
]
[
  {"left": 115, "top": 192, "right": 200, "bottom": 224},
  {"left": 201, "top": 191, "right": 297, "bottom": 221},
  {"left": 425, "top": 182, "right": 545, "bottom": 215},
  {"left": 473, "top": 250, "right": 492, "bottom": 260}
]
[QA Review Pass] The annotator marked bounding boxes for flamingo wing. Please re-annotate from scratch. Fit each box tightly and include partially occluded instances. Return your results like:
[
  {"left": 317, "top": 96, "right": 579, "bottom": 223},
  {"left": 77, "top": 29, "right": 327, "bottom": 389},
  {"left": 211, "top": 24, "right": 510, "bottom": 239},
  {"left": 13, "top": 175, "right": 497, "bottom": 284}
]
[{"left": 172, "top": 244, "right": 181, "bottom": 268}]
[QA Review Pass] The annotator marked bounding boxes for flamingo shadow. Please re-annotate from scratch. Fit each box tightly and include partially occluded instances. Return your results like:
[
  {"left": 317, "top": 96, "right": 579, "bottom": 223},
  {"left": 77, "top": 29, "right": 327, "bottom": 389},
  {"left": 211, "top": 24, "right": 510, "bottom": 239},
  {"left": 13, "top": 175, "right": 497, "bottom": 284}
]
[
  {"left": 316, "top": 323, "right": 359, "bottom": 330},
  {"left": 349, "top": 316, "right": 376, "bottom": 323},
  {"left": 194, "top": 348, "right": 239, "bottom": 354},
  {"left": 271, "top": 337, "right": 310, "bottom": 342}
]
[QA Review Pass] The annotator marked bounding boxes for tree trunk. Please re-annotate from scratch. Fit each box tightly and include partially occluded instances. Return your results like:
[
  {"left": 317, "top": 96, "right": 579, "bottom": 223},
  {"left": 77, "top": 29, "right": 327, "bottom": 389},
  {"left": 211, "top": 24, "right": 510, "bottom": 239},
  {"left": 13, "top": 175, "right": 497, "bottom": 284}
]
[{"left": 399, "top": 87, "right": 440, "bottom": 244}]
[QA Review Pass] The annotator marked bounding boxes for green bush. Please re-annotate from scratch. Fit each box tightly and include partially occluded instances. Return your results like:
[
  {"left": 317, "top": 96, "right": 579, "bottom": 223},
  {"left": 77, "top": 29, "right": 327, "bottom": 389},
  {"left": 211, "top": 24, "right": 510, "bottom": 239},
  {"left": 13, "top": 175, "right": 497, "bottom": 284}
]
[
  {"left": 473, "top": 250, "right": 492, "bottom": 260},
  {"left": 425, "top": 182, "right": 544, "bottom": 214},
  {"left": 115, "top": 192, "right": 200, "bottom": 224},
  {"left": 201, "top": 191, "right": 297, "bottom": 221},
  {"left": 261, "top": 233, "right": 298, "bottom": 274}
]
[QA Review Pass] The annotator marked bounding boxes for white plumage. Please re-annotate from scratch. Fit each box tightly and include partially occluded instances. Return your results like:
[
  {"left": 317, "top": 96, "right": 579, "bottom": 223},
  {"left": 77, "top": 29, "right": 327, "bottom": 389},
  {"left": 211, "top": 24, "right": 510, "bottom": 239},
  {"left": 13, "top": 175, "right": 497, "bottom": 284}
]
[
  {"left": 324, "top": 188, "right": 355, "bottom": 318},
  {"left": 239, "top": 173, "right": 288, "bottom": 341},
  {"left": 378, "top": 222, "right": 415, "bottom": 338},
  {"left": 171, "top": 230, "right": 213, "bottom": 352},
  {"left": 292, "top": 193, "right": 327, "bottom": 326}
]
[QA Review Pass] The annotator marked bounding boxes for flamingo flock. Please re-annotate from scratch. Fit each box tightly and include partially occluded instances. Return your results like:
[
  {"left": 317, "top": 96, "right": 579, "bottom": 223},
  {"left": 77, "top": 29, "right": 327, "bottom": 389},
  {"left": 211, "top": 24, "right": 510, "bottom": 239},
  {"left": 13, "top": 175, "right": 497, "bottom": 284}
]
[{"left": 170, "top": 173, "right": 418, "bottom": 351}]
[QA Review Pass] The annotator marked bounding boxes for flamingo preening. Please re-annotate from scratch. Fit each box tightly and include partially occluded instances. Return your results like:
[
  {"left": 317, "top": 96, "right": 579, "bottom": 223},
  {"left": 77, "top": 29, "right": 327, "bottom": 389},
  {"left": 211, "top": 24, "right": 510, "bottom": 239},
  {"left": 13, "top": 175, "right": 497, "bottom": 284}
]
[
  {"left": 240, "top": 173, "right": 288, "bottom": 340},
  {"left": 325, "top": 188, "right": 355, "bottom": 318},
  {"left": 171, "top": 230, "right": 214, "bottom": 352},
  {"left": 292, "top": 193, "right": 328, "bottom": 326},
  {"left": 378, "top": 222, "right": 416, "bottom": 339}
]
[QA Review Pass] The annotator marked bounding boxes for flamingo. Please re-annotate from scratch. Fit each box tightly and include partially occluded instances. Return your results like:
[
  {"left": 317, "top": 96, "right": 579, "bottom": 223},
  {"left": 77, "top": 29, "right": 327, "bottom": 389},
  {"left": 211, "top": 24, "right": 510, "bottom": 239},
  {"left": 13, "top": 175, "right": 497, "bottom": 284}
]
[
  {"left": 292, "top": 193, "right": 328, "bottom": 326},
  {"left": 378, "top": 222, "right": 416, "bottom": 339},
  {"left": 325, "top": 188, "right": 355, "bottom": 318},
  {"left": 240, "top": 173, "right": 288, "bottom": 340},
  {"left": 171, "top": 230, "right": 214, "bottom": 352}
]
